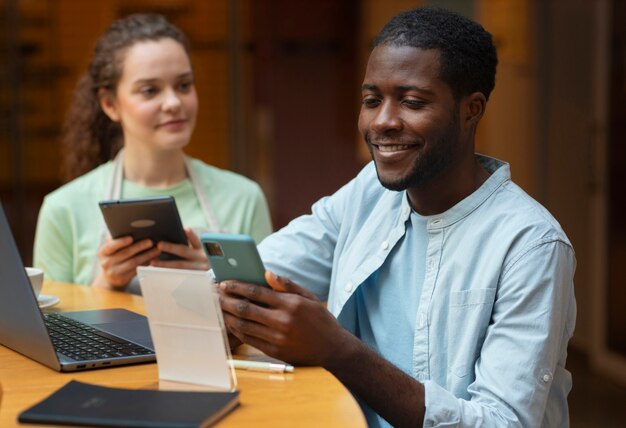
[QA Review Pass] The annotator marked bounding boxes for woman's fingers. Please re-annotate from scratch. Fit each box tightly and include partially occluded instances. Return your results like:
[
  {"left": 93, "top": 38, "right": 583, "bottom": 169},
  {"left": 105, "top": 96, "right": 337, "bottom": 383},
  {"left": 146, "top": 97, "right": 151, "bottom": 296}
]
[
  {"left": 98, "top": 237, "right": 160, "bottom": 286},
  {"left": 185, "top": 228, "right": 202, "bottom": 249},
  {"left": 151, "top": 229, "right": 209, "bottom": 270}
]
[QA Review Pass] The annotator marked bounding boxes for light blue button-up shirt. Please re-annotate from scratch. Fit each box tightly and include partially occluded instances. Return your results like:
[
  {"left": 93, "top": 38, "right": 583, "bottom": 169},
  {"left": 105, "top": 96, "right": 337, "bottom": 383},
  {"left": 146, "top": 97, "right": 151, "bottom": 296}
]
[{"left": 259, "top": 155, "right": 576, "bottom": 427}]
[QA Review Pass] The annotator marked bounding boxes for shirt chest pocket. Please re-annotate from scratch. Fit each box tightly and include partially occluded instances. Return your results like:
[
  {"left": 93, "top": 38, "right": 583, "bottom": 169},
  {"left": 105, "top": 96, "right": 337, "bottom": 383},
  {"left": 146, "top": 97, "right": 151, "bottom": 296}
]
[{"left": 447, "top": 288, "right": 497, "bottom": 379}]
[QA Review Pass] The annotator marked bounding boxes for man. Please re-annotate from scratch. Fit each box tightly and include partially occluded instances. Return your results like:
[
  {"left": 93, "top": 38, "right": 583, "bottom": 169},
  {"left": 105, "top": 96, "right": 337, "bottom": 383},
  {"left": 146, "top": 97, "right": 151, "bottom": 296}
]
[{"left": 219, "top": 7, "right": 576, "bottom": 427}]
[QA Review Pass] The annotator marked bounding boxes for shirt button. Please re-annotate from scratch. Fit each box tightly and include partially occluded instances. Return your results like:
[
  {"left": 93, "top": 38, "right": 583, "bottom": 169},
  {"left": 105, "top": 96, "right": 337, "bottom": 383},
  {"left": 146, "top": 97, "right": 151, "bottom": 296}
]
[
  {"left": 542, "top": 373, "right": 552, "bottom": 383},
  {"left": 418, "top": 314, "right": 426, "bottom": 329},
  {"left": 402, "top": 205, "right": 409, "bottom": 216},
  {"left": 381, "top": 241, "right": 389, "bottom": 251},
  {"left": 344, "top": 281, "right": 354, "bottom": 293},
  {"left": 417, "top": 372, "right": 427, "bottom": 382}
]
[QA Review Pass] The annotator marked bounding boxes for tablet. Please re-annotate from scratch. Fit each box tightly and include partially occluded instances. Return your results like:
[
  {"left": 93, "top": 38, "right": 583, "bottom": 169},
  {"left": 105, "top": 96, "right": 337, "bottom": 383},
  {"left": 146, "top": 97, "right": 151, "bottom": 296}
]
[{"left": 99, "top": 196, "right": 187, "bottom": 260}]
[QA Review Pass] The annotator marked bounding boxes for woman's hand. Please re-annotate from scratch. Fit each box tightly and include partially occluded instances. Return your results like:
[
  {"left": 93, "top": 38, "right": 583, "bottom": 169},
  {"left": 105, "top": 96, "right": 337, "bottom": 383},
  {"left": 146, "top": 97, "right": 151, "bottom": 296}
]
[
  {"left": 92, "top": 236, "right": 161, "bottom": 290},
  {"left": 149, "top": 228, "right": 209, "bottom": 271}
]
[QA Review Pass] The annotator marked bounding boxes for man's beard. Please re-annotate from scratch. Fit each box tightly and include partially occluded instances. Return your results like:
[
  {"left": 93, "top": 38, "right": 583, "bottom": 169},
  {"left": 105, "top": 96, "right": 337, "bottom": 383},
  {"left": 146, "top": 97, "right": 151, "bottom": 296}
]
[{"left": 367, "top": 112, "right": 460, "bottom": 191}]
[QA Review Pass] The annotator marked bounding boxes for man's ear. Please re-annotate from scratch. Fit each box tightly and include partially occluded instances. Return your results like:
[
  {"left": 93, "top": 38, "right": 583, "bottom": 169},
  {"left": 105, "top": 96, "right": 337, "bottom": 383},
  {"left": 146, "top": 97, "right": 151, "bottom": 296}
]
[
  {"left": 462, "top": 92, "right": 486, "bottom": 130},
  {"left": 98, "top": 88, "right": 120, "bottom": 122}
]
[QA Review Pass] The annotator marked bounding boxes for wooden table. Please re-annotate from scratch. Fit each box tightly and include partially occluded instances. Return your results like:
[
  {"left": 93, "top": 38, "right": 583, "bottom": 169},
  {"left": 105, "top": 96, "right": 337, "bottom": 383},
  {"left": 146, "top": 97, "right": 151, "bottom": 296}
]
[{"left": 0, "top": 281, "right": 365, "bottom": 427}]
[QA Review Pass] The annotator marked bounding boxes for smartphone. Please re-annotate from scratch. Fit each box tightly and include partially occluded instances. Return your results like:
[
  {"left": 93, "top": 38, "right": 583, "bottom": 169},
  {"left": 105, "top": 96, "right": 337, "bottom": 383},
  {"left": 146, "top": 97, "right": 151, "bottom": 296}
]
[
  {"left": 200, "top": 233, "right": 268, "bottom": 287},
  {"left": 99, "top": 196, "right": 187, "bottom": 260}
]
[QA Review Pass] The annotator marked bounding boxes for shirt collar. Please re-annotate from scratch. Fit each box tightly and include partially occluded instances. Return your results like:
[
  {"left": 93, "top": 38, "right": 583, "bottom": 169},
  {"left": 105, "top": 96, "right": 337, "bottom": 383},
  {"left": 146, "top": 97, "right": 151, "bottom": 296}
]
[{"left": 400, "top": 154, "right": 510, "bottom": 230}]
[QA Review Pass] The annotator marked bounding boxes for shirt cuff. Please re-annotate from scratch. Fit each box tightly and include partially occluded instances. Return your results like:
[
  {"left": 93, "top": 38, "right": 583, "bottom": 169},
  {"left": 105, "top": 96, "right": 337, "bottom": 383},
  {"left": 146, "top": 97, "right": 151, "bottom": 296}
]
[{"left": 423, "top": 380, "right": 461, "bottom": 427}]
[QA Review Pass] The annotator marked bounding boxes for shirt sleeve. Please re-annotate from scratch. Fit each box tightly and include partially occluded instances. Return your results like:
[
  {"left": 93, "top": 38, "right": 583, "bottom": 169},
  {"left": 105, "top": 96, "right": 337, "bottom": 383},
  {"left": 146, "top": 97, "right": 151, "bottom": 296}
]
[
  {"left": 33, "top": 197, "right": 76, "bottom": 283},
  {"left": 259, "top": 179, "right": 353, "bottom": 301},
  {"left": 423, "top": 239, "right": 576, "bottom": 427}
]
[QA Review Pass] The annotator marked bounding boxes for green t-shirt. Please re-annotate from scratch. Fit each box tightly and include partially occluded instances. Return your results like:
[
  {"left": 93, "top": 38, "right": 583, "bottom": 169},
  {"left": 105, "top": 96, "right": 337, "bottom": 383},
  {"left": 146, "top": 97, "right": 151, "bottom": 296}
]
[{"left": 33, "top": 158, "right": 272, "bottom": 285}]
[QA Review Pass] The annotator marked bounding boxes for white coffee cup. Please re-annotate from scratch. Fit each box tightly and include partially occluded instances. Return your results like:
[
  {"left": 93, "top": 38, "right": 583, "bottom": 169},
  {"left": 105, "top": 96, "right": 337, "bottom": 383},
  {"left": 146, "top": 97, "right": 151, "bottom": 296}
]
[{"left": 25, "top": 267, "right": 44, "bottom": 299}]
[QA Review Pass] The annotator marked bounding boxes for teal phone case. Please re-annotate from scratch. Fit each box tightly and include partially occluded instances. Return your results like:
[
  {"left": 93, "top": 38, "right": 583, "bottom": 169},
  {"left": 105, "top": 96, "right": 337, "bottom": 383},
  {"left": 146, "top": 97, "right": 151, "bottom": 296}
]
[{"left": 200, "top": 233, "right": 268, "bottom": 287}]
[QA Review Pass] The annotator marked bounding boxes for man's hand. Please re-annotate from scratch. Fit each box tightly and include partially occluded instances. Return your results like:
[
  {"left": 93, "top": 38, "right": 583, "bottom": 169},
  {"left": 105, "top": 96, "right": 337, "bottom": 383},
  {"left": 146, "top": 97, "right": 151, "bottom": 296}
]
[
  {"left": 92, "top": 236, "right": 161, "bottom": 290},
  {"left": 218, "top": 271, "right": 347, "bottom": 365},
  {"left": 220, "top": 270, "right": 426, "bottom": 426},
  {"left": 149, "top": 228, "right": 209, "bottom": 271}
]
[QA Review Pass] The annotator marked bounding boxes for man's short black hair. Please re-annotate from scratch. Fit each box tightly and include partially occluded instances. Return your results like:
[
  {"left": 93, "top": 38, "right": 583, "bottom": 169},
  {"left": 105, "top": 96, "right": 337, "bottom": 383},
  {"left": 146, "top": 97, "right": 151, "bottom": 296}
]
[{"left": 374, "top": 7, "right": 498, "bottom": 101}]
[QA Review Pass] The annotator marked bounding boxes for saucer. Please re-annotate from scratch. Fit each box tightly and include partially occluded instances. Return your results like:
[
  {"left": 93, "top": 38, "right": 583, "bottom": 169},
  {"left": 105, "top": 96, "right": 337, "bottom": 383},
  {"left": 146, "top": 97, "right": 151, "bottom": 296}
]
[{"left": 38, "top": 294, "right": 60, "bottom": 309}]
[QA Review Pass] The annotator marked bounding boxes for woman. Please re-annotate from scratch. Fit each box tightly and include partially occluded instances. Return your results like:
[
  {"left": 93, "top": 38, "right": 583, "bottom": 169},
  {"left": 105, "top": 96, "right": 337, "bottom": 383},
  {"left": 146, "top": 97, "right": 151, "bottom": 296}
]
[{"left": 34, "top": 13, "right": 272, "bottom": 291}]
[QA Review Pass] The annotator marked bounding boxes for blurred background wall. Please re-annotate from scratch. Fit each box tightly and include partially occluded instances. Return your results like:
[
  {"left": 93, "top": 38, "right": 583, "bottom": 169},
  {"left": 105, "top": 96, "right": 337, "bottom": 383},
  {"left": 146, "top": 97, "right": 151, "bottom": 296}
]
[{"left": 1, "top": 0, "right": 625, "bottom": 422}]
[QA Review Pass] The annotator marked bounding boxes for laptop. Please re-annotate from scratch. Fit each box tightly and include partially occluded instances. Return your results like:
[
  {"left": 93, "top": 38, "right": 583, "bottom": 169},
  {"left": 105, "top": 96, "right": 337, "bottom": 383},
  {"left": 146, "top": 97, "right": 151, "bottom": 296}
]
[{"left": 0, "top": 201, "right": 156, "bottom": 371}]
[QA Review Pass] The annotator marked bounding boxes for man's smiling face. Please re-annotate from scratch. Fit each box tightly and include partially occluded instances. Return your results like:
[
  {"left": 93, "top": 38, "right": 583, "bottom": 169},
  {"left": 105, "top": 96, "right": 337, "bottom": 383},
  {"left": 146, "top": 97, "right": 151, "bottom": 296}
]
[{"left": 359, "top": 45, "right": 461, "bottom": 191}]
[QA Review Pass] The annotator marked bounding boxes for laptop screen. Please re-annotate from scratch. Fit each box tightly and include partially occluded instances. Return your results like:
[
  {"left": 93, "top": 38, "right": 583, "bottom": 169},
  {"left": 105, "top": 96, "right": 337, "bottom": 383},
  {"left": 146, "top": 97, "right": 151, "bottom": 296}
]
[{"left": 0, "top": 201, "right": 61, "bottom": 370}]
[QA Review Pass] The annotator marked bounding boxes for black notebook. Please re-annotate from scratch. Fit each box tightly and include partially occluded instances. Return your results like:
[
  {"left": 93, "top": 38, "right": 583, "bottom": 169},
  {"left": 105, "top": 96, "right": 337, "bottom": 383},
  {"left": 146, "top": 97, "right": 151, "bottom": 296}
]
[{"left": 18, "top": 380, "right": 239, "bottom": 428}]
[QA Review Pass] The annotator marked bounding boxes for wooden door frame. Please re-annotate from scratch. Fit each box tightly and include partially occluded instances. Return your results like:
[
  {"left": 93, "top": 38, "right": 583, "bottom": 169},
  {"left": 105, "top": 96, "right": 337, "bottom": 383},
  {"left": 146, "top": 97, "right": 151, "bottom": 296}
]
[{"left": 589, "top": 0, "right": 626, "bottom": 386}]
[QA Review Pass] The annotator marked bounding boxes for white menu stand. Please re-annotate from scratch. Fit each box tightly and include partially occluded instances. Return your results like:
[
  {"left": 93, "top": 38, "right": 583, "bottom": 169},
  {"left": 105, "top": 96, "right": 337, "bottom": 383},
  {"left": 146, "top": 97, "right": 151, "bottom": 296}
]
[{"left": 137, "top": 266, "right": 236, "bottom": 391}]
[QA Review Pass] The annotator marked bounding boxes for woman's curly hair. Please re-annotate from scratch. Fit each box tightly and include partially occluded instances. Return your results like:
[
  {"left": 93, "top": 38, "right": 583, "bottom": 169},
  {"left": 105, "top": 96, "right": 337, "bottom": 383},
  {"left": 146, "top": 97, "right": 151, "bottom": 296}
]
[{"left": 61, "top": 13, "right": 190, "bottom": 181}]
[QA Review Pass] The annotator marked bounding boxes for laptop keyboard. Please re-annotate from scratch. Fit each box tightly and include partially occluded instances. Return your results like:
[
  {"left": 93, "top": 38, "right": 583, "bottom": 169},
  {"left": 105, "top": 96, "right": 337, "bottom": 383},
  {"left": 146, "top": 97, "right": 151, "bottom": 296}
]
[{"left": 43, "top": 313, "right": 153, "bottom": 361}]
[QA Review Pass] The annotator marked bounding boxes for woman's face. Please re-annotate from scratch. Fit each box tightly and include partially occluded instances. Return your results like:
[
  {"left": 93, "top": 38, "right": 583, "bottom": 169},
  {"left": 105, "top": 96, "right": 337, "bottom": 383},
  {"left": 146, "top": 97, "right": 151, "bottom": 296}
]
[{"left": 101, "top": 38, "right": 198, "bottom": 153}]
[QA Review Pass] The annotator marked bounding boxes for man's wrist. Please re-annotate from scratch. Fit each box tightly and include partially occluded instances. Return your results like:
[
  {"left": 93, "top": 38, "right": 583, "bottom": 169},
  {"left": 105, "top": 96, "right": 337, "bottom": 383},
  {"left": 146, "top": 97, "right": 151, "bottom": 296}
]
[{"left": 322, "top": 327, "right": 362, "bottom": 374}]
